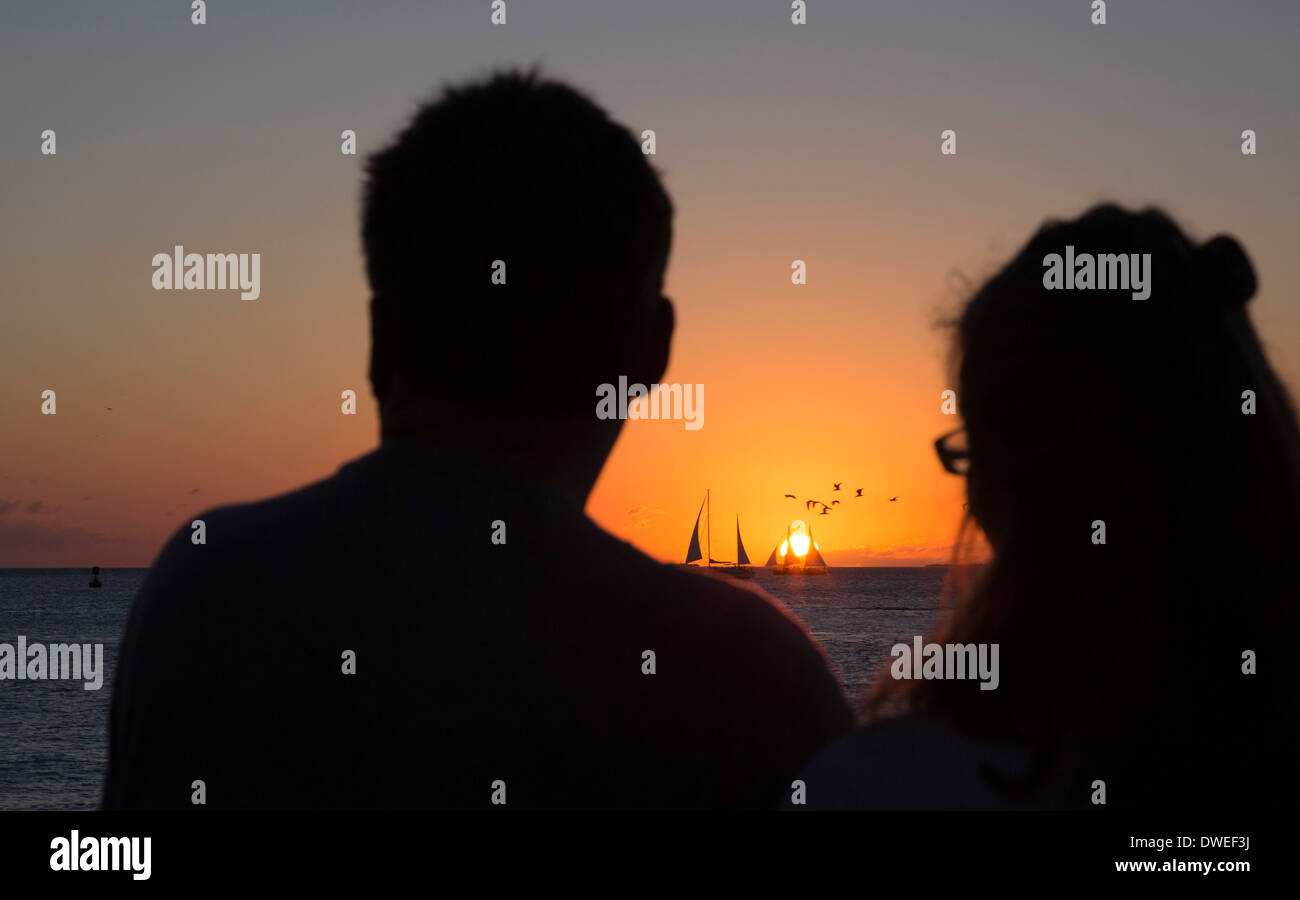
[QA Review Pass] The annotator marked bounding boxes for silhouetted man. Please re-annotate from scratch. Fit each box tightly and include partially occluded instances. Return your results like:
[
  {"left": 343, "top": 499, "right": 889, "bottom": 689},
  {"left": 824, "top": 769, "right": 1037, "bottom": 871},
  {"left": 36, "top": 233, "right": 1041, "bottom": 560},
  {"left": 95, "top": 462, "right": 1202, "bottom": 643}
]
[{"left": 103, "top": 70, "right": 852, "bottom": 809}]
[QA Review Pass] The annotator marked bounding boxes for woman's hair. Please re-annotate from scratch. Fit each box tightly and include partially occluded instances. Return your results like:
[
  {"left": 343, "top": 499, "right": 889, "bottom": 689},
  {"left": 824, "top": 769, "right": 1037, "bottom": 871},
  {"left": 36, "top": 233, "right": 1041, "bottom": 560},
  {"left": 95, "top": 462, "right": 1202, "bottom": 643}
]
[{"left": 869, "top": 205, "right": 1300, "bottom": 808}]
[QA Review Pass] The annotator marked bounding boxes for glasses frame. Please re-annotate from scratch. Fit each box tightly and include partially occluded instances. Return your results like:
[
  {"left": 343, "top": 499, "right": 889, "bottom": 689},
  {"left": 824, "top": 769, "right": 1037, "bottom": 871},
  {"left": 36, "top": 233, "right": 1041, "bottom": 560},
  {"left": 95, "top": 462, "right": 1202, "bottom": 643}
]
[{"left": 934, "top": 426, "right": 970, "bottom": 475}]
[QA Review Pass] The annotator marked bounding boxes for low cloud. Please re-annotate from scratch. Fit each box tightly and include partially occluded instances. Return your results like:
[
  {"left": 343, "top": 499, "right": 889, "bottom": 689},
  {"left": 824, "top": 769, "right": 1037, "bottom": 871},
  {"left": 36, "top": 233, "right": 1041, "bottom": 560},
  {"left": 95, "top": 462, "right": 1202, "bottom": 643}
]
[
  {"left": 824, "top": 542, "right": 966, "bottom": 566},
  {"left": 0, "top": 519, "right": 108, "bottom": 551},
  {"left": 0, "top": 519, "right": 155, "bottom": 567}
]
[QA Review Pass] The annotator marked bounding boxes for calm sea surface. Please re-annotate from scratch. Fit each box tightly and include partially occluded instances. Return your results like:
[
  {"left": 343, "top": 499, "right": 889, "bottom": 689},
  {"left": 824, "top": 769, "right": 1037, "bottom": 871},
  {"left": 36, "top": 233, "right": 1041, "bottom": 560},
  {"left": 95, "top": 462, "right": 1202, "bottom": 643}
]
[{"left": 0, "top": 566, "right": 945, "bottom": 809}]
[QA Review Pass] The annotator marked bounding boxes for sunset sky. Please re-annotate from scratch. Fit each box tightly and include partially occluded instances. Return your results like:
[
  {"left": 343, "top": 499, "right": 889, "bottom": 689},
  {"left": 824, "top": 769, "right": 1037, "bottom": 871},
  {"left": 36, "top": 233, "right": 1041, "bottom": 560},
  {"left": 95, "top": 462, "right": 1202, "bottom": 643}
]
[{"left": 2, "top": 1, "right": 1298, "bottom": 567}]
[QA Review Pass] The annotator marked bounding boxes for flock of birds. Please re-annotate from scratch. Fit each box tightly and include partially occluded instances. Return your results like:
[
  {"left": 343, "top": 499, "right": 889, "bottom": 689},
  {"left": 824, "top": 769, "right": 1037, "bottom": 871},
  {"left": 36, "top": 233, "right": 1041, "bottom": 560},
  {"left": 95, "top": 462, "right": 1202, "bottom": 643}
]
[{"left": 783, "top": 483, "right": 898, "bottom": 515}]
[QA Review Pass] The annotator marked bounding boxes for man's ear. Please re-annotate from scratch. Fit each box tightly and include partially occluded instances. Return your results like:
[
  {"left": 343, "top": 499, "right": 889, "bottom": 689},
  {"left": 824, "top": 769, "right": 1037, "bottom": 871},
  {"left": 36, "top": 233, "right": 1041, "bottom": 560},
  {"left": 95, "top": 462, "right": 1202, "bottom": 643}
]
[
  {"left": 367, "top": 296, "right": 390, "bottom": 402},
  {"left": 638, "top": 294, "right": 674, "bottom": 386}
]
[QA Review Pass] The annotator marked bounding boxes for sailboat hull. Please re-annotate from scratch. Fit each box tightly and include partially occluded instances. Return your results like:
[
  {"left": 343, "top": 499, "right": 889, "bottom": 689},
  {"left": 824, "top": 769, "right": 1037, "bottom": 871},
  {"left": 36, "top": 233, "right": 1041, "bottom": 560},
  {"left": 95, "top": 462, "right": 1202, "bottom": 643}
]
[{"left": 678, "top": 563, "right": 754, "bottom": 579}]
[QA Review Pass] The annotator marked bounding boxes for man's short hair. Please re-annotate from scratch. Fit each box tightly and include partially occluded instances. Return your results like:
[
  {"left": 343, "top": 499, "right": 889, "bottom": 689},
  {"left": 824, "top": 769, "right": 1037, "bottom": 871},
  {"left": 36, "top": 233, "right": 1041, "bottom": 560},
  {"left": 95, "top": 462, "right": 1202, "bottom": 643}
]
[{"left": 362, "top": 69, "right": 673, "bottom": 412}]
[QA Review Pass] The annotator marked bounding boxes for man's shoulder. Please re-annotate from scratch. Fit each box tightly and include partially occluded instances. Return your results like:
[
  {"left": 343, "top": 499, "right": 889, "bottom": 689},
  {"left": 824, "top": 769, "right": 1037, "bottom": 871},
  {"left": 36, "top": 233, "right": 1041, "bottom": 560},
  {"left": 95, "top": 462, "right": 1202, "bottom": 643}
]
[
  {"left": 609, "top": 559, "right": 845, "bottom": 701},
  {"left": 661, "top": 567, "right": 818, "bottom": 643},
  {"left": 148, "top": 456, "right": 375, "bottom": 573},
  {"left": 581, "top": 537, "right": 819, "bottom": 647},
  {"left": 123, "top": 466, "right": 378, "bottom": 643}
]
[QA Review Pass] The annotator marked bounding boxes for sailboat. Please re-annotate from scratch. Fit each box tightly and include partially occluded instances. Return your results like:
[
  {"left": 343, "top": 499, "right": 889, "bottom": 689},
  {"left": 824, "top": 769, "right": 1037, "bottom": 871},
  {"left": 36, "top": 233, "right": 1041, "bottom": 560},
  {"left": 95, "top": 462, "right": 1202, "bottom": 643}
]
[
  {"left": 767, "top": 524, "right": 797, "bottom": 575},
  {"left": 683, "top": 490, "right": 754, "bottom": 579},
  {"left": 765, "top": 522, "right": 829, "bottom": 575},
  {"left": 802, "top": 523, "right": 829, "bottom": 575}
]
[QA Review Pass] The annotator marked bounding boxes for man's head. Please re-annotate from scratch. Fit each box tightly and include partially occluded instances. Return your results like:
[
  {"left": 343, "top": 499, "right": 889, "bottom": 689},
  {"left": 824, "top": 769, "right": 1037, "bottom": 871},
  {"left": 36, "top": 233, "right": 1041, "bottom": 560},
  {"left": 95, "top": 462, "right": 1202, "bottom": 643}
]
[{"left": 362, "top": 69, "right": 674, "bottom": 496}]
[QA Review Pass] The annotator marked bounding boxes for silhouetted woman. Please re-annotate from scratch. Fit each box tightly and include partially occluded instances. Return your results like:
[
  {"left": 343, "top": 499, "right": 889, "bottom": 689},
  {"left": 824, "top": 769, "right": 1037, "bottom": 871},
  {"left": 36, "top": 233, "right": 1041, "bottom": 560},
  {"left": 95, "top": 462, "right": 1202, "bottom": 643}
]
[{"left": 794, "top": 205, "right": 1300, "bottom": 809}]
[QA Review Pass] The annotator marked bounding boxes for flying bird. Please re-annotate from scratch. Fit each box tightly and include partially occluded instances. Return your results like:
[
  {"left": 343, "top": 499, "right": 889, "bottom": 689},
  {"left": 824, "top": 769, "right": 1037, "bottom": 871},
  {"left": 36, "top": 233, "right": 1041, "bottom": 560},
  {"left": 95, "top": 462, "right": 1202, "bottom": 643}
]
[
  {"left": 854, "top": 488, "right": 863, "bottom": 497},
  {"left": 832, "top": 483, "right": 841, "bottom": 491},
  {"left": 105, "top": 407, "right": 112, "bottom": 411},
  {"left": 784, "top": 494, "right": 797, "bottom": 500},
  {"left": 819, "top": 507, "right": 831, "bottom": 515},
  {"left": 830, "top": 500, "right": 840, "bottom": 506},
  {"left": 889, "top": 497, "right": 898, "bottom": 502}
]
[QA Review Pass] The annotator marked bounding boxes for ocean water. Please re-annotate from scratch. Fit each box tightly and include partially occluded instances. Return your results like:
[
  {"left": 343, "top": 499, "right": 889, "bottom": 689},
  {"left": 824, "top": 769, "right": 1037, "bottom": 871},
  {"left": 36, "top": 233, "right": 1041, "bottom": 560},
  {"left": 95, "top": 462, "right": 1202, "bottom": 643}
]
[
  {"left": 0, "top": 566, "right": 945, "bottom": 810},
  {"left": 750, "top": 567, "right": 947, "bottom": 694},
  {"left": 0, "top": 568, "right": 139, "bottom": 812}
]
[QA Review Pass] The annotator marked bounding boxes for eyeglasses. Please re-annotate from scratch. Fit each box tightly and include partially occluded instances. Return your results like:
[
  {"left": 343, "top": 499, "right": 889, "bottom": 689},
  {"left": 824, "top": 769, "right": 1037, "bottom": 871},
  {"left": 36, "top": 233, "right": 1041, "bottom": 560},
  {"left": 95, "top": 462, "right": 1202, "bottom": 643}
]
[{"left": 934, "top": 427, "right": 970, "bottom": 475}]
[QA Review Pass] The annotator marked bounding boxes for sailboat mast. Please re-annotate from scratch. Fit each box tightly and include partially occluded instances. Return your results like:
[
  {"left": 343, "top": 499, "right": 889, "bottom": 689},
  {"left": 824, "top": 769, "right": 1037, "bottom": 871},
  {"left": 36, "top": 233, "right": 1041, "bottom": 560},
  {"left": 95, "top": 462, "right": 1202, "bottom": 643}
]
[{"left": 706, "top": 489, "right": 711, "bottom": 567}]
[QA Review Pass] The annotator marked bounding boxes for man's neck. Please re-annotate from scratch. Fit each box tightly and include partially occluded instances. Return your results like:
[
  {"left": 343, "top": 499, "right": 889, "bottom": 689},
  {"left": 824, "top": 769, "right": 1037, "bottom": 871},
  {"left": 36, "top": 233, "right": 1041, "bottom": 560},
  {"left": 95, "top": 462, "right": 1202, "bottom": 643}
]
[{"left": 379, "top": 400, "right": 615, "bottom": 508}]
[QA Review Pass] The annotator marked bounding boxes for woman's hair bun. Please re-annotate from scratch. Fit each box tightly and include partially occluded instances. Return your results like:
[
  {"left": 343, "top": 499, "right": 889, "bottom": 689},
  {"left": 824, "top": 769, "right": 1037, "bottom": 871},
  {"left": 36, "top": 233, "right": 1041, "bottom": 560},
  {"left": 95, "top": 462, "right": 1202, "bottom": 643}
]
[{"left": 1193, "top": 235, "right": 1256, "bottom": 310}]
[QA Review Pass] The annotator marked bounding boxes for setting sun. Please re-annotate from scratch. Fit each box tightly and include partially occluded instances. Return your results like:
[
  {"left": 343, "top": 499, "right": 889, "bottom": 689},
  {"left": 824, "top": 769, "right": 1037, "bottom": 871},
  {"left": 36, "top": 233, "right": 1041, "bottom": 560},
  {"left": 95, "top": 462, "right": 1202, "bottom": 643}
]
[{"left": 774, "top": 522, "right": 816, "bottom": 559}]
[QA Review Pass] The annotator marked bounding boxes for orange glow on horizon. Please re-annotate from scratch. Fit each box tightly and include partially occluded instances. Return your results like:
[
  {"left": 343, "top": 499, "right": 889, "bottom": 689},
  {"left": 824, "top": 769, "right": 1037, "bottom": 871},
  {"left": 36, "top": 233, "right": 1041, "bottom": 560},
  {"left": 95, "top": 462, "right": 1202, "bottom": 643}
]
[{"left": 3, "top": 10, "right": 1295, "bottom": 569}]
